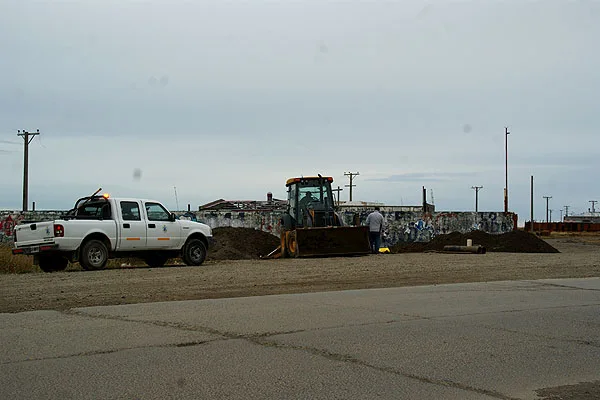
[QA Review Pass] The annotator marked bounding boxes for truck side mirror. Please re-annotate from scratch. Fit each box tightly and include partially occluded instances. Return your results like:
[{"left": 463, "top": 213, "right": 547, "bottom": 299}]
[{"left": 170, "top": 213, "right": 177, "bottom": 222}]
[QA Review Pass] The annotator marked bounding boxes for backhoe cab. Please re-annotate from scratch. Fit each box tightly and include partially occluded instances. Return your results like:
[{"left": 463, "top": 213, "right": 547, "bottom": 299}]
[
  {"left": 282, "top": 176, "right": 341, "bottom": 230},
  {"left": 275, "top": 175, "right": 371, "bottom": 258}
]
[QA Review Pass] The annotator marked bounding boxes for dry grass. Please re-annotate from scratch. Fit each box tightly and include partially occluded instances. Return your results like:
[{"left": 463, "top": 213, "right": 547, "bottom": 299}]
[
  {"left": 0, "top": 243, "right": 37, "bottom": 274},
  {"left": 547, "top": 231, "right": 600, "bottom": 245},
  {"left": 0, "top": 243, "right": 166, "bottom": 274}
]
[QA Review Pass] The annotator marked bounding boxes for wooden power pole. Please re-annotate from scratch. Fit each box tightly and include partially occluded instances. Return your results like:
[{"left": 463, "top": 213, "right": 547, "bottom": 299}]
[
  {"left": 17, "top": 129, "right": 40, "bottom": 211},
  {"left": 344, "top": 172, "right": 359, "bottom": 202}
]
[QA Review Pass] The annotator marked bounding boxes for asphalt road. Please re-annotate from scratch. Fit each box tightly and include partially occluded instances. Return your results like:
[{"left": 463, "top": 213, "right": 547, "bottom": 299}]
[{"left": 2, "top": 278, "right": 599, "bottom": 399}]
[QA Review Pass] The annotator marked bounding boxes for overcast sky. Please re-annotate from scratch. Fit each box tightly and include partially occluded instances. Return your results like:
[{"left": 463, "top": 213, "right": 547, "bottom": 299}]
[{"left": 1, "top": 0, "right": 598, "bottom": 224}]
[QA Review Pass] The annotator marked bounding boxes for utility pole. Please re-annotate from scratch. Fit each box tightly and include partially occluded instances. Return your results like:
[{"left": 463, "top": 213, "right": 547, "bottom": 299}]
[
  {"left": 344, "top": 172, "right": 359, "bottom": 202},
  {"left": 471, "top": 186, "right": 483, "bottom": 213},
  {"left": 530, "top": 176, "right": 534, "bottom": 232},
  {"left": 504, "top": 126, "right": 510, "bottom": 213},
  {"left": 543, "top": 196, "right": 552, "bottom": 223},
  {"left": 333, "top": 186, "right": 343, "bottom": 206},
  {"left": 559, "top": 209, "right": 563, "bottom": 222},
  {"left": 17, "top": 129, "right": 40, "bottom": 211},
  {"left": 564, "top": 205, "right": 570, "bottom": 218},
  {"left": 590, "top": 200, "right": 597, "bottom": 214},
  {"left": 549, "top": 209, "right": 553, "bottom": 223}
]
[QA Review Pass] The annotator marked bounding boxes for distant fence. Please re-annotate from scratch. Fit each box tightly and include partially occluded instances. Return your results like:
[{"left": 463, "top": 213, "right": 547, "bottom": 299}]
[{"left": 524, "top": 222, "right": 600, "bottom": 233}]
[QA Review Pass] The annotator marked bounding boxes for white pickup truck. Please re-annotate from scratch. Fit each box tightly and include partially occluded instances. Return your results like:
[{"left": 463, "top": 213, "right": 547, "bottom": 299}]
[{"left": 12, "top": 191, "right": 214, "bottom": 272}]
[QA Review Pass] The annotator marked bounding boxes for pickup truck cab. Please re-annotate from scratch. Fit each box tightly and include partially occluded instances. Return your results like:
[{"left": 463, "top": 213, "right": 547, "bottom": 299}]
[{"left": 12, "top": 193, "right": 213, "bottom": 272}]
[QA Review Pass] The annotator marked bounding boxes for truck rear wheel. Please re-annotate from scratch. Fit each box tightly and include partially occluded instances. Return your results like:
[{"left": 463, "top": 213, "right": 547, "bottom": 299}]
[
  {"left": 38, "top": 254, "right": 68, "bottom": 273},
  {"left": 80, "top": 240, "right": 108, "bottom": 271},
  {"left": 182, "top": 239, "right": 207, "bottom": 266}
]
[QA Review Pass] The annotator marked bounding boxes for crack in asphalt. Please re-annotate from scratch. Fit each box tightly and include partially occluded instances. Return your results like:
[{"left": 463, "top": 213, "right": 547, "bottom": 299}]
[
  {"left": 65, "top": 308, "right": 410, "bottom": 340},
  {"left": 0, "top": 340, "right": 212, "bottom": 366},
  {"left": 426, "top": 302, "right": 600, "bottom": 320},
  {"left": 525, "top": 280, "right": 600, "bottom": 291},
  {"left": 250, "top": 338, "right": 519, "bottom": 400},
  {"left": 476, "top": 323, "right": 600, "bottom": 348}
]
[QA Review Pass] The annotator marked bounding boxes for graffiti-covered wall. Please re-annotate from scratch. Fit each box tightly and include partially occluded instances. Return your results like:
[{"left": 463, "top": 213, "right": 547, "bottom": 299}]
[
  {"left": 0, "top": 211, "right": 65, "bottom": 243},
  {"left": 344, "top": 210, "right": 517, "bottom": 247},
  {"left": 195, "top": 210, "right": 284, "bottom": 235},
  {"left": 0, "top": 209, "right": 516, "bottom": 246}
]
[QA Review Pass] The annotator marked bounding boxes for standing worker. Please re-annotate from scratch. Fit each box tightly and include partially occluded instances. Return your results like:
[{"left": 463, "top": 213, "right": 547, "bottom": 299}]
[{"left": 365, "top": 206, "right": 384, "bottom": 254}]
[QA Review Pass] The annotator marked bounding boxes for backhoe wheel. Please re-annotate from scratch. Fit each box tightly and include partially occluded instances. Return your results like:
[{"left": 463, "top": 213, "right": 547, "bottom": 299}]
[
  {"left": 286, "top": 231, "right": 298, "bottom": 258},
  {"left": 80, "top": 240, "right": 108, "bottom": 271},
  {"left": 38, "top": 254, "right": 68, "bottom": 273},
  {"left": 182, "top": 238, "right": 207, "bottom": 266}
]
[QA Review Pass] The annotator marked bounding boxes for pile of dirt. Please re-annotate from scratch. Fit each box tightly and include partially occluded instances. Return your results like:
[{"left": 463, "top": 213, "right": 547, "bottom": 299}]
[
  {"left": 207, "top": 228, "right": 559, "bottom": 260},
  {"left": 391, "top": 230, "right": 560, "bottom": 254},
  {"left": 207, "top": 227, "right": 280, "bottom": 261}
]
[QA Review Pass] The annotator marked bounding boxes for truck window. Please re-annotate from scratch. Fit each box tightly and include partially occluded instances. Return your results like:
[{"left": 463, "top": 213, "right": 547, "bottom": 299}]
[
  {"left": 120, "top": 201, "right": 141, "bottom": 221},
  {"left": 145, "top": 202, "right": 170, "bottom": 222},
  {"left": 77, "top": 201, "right": 110, "bottom": 218}
]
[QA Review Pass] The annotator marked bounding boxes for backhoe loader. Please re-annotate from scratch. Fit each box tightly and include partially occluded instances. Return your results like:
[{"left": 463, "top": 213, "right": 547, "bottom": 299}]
[{"left": 266, "top": 175, "right": 371, "bottom": 258}]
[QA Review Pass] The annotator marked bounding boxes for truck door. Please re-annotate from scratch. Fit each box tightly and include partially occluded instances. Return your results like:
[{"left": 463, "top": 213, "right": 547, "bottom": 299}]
[
  {"left": 118, "top": 201, "right": 147, "bottom": 249},
  {"left": 144, "top": 202, "right": 181, "bottom": 249}
]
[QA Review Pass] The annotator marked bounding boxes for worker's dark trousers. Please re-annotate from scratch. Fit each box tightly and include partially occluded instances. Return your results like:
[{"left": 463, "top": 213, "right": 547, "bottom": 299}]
[{"left": 369, "top": 232, "right": 381, "bottom": 254}]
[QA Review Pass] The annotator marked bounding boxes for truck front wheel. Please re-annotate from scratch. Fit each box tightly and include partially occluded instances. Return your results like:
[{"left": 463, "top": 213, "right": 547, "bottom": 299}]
[
  {"left": 182, "top": 239, "right": 207, "bottom": 266},
  {"left": 80, "top": 240, "right": 108, "bottom": 271}
]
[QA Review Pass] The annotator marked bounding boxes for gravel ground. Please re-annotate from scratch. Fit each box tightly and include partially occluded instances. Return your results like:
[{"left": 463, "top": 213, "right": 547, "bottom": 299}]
[{"left": 1, "top": 236, "right": 599, "bottom": 313}]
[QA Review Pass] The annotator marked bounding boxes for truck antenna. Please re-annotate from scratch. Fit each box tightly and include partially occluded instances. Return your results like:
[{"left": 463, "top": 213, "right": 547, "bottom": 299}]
[{"left": 174, "top": 186, "right": 180, "bottom": 211}]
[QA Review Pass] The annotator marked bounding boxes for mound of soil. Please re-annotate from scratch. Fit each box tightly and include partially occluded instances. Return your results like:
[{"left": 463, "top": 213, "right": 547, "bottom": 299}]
[
  {"left": 207, "top": 227, "right": 280, "bottom": 261},
  {"left": 391, "top": 230, "right": 560, "bottom": 254},
  {"left": 207, "top": 228, "right": 558, "bottom": 260}
]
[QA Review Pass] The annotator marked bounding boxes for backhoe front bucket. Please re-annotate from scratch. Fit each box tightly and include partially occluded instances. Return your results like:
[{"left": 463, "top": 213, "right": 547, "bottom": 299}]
[{"left": 282, "top": 226, "right": 371, "bottom": 258}]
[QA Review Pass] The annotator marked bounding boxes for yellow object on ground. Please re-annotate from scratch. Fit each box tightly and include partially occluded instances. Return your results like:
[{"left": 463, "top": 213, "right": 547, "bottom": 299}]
[{"left": 379, "top": 247, "right": 391, "bottom": 254}]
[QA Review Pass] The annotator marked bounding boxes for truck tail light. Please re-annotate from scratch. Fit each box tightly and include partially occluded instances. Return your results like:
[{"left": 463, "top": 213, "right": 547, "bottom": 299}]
[{"left": 54, "top": 224, "right": 64, "bottom": 237}]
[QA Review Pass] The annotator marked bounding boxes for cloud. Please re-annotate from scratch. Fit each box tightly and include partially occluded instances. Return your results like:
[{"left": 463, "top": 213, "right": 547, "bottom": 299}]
[{"left": 367, "top": 172, "right": 477, "bottom": 183}]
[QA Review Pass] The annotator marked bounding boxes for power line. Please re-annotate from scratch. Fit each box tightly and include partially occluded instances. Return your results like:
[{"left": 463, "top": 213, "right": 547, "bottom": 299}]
[
  {"left": 17, "top": 129, "right": 40, "bottom": 211},
  {"left": 344, "top": 172, "right": 359, "bottom": 202},
  {"left": 0, "top": 139, "right": 21, "bottom": 145}
]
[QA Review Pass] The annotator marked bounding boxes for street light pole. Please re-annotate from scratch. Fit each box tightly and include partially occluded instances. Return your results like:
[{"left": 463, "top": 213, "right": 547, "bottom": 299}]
[
  {"left": 471, "top": 186, "right": 483, "bottom": 213},
  {"left": 504, "top": 127, "right": 510, "bottom": 213}
]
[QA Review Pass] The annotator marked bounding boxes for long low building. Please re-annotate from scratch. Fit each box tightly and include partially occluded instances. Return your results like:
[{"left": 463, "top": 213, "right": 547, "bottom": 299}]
[{"left": 564, "top": 213, "right": 600, "bottom": 224}]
